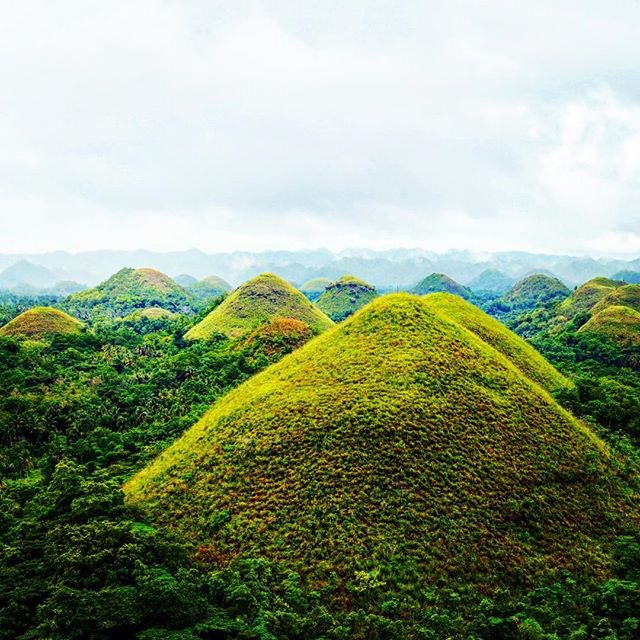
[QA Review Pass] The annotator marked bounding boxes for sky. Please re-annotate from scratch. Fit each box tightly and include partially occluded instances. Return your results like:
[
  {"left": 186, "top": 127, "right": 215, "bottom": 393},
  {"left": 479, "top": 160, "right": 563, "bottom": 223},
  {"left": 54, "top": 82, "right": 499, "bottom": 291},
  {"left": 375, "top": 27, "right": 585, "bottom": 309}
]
[{"left": 0, "top": 0, "right": 639, "bottom": 257}]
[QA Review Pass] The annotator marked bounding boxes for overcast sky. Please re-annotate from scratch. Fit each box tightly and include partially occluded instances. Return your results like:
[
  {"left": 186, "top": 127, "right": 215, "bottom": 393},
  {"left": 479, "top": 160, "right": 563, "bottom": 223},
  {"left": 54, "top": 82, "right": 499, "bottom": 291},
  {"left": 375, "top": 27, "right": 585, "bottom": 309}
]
[{"left": 1, "top": 1, "right": 639, "bottom": 256}]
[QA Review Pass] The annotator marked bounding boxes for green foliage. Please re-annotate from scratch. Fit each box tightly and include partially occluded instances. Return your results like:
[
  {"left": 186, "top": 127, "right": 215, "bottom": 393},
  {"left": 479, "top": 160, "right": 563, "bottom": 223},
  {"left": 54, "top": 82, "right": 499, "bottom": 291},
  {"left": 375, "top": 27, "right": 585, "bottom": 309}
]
[
  {"left": 185, "top": 273, "right": 333, "bottom": 340},
  {"left": 188, "top": 276, "right": 232, "bottom": 303},
  {"left": 579, "top": 306, "right": 640, "bottom": 348}
]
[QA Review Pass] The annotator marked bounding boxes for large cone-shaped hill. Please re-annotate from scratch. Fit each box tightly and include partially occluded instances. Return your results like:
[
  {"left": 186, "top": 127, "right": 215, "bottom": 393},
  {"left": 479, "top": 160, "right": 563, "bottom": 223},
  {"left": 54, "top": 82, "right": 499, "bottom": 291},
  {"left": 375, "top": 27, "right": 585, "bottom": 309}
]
[
  {"left": 185, "top": 273, "right": 333, "bottom": 340},
  {"left": 126, "top": 294, "right": 636, "bottom": 594},
  {"left": 315, "top": 275, "right": 378, "bottom": 321},
  {"left": 66, "top": 267, "right": 194, "bottom": 319},
  {"left": 590, "top": 283, "right": 640, "bottom": 316},
  {"left": 0, "top": 307, "right": 84, "bottom": 338},
  {"left": 412, "top": 272, "right": 471, "bottom": 298}
]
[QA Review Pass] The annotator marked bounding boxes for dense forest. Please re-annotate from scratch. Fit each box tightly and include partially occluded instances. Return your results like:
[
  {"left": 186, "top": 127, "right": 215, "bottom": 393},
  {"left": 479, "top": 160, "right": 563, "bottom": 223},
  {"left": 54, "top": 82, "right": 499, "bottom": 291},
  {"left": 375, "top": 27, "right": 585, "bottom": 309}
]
[{"left": 0, "top": 271, "right": 639, "bottom": 639}]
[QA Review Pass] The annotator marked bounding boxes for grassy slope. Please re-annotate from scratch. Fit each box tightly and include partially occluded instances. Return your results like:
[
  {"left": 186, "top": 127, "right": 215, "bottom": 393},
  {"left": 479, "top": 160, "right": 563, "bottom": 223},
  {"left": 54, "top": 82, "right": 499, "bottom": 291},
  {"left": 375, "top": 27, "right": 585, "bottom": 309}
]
[
  {"left": 126, "top": 294, "right": 636, "bottom": 596},
  {"left": 412, "top": 272, "right": 470, "bottom": 297},
  {"left": 315, "top": 275, "right": 378, "bottom": 321},
  {"left": 0, "top": 307, "right": 84, "bottom": 338},
  {"left": 239, "top": 317, "right": 313, "bottom": 363},
  {"left": 579, "top": 305, "right": 640, "bottom": 347},
  {"left": 591, "top": 283, "right": 640, "bottom": 316},
  {"left": 422, "top": 293, "right": 571, "bottom": 392},
  {"left": 557, "top": 277, "right": 624, "bottom": 319},
  {"left": 185, "top": 273, "right": 333, "bottom": 340}
]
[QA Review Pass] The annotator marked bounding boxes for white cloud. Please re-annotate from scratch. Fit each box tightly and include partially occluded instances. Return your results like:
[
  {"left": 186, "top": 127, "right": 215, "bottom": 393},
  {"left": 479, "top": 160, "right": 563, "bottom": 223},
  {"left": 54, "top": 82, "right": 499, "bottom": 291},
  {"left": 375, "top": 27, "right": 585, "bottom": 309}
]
[{"left": 0, "top": 1, "right": 638, "bottom": 256}]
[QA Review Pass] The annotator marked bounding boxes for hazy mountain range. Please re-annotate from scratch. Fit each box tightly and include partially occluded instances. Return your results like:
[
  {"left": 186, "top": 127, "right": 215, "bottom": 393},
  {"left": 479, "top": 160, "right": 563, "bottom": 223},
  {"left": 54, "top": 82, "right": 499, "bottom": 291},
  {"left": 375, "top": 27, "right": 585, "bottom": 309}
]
[{"left": 1, "top": 248, "right": 639, "bottom": 292}]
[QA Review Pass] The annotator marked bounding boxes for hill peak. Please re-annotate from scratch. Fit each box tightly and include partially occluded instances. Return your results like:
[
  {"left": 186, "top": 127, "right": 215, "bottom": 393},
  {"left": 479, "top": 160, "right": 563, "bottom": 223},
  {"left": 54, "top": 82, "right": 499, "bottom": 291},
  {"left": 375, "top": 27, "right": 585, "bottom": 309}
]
[{"left": 185, "top": 272, "right": 333, "bottom": 340}]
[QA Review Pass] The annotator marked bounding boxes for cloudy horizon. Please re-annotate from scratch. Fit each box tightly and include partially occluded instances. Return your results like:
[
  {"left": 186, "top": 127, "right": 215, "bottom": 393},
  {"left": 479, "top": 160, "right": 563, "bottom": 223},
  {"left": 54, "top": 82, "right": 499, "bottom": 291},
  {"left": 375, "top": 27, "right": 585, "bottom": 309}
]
[{"left": 1, "top": 1, "right": 639, "bottom": 258}]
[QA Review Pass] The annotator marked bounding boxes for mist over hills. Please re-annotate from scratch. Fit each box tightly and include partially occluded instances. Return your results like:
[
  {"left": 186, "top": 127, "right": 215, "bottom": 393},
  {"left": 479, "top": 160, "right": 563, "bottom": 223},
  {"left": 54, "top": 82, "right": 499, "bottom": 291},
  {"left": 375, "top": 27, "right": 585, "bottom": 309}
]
[{"left": 1, "top": 248, "right": 639, "bottom": 291}]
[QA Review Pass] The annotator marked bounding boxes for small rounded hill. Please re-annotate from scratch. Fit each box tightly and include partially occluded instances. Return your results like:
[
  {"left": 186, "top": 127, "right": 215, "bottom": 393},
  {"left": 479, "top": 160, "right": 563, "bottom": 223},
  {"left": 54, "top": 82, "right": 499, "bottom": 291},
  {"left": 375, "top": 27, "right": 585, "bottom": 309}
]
[
  {"left": 239, "top": 316, "right": 313, "bottom": 364},
  {"left": 500, "top": 274, "right": 570, "bottom": 310},
  {"left": 188, "top": 275, "right": 232, "bottom": 302},
  {"left": 412, "top": 272, "right": 471, "bottom": 298},
  {"left": 557, "top": 277, "right": 625, "bottom": 319},
  {"left": 184, "top": 273, "right": 333, "bottom": 340},
  {"left": 65, "top": 267, "right": 194, "bottom": 319},
  {"left": 579, "top": 305, "right": 640, "bottom": 348},
  {"left": 126, "top": 293, "right": 635, "bottom": 602},
  {"left": 315, "top": 275, "right": 378, "bottom": 321},
  {"left": 0, "top": 307, "right": 84, "bottom": 339},
  {"left": 299, "top": 277, "right": 332, "bottom": 301}
]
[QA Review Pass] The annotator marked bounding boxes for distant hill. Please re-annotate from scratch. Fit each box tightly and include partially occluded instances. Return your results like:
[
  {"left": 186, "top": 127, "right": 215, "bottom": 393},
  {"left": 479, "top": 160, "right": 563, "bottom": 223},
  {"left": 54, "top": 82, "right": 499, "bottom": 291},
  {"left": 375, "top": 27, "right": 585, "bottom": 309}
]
[
  {"left": 0, "top": 260, "right": 58, "bottom": 291},
  {"left": 64, "top": 267, "right": 195, "bottom": 319},
  {"left": 315, "top": 275, "right": 378, "bottom": 321},
  {"left": 127, "top": 293, "right": 635, "bottom": 599},
  {"left": 185, "top": 273, "right": 333, "bottom": 340},
  {"left": 579, "top": 305, "right": 640, "bottom": 348},
  {"left": 467, "top": 269, "right": 514, "bottom": 293},
  {"left": 299, "top": 277, "right": 332, "bottom": 301},
  {"left": 500, "top": 274, "right": 570, "bottom": 310},
  {"left": 0, "top": 307, "right": 84, "bottom": 338},
  {"left": 188, "top": 275, "right": 232, "bottom": 302},
  {"left": 612, "top": 270, "right": 640, "bottom": 284},
  {"left": 557, "top": 277, "right": 626, "bottom": 320},
  {"left": 173, "top": 274, "right": 198, "bottom": 287},
  {"left": 412, "top": 272, "right": 471, "bottom": 298}
]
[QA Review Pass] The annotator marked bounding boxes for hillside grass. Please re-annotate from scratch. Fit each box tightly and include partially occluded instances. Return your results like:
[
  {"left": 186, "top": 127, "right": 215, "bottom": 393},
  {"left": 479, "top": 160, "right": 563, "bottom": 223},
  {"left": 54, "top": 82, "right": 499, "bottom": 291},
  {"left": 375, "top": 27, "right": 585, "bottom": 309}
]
[
  {"left": 591, "top": 283, "right": 640, "bottom": 316},
  {"left": 185, "top": 273, "right": 333, "bottom": 340},
  {"left": 422, "top": 292, "right": 571, "bottom": 392},
  {"left": 579, "top": 305, "right": 640, "bottom": 347},
  {"left": 557, "top": 277, "right": 624, "bottom": 319},
  {"left": 126, "top": 294, "right": 637, "bottom": 599},
  {"left": 0, "top": 306, "right": 84, "bottom": 338}
]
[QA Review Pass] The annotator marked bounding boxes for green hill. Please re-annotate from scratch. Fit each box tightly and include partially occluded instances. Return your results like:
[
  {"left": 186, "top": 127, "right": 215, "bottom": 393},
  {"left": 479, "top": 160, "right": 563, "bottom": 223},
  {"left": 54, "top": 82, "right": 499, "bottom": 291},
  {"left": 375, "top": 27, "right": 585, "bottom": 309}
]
[
  {"left": 188, "top": 275, "right": 232, "bottom": 302},
  {"left": 65, "top": 267, "right": 194, "bottom": 319},
  {"left": 579, "top": 305, "right": 640, "bottom": 348},
  {"left": 124, "top": 307, "right": 178, "bottom": 321},
  {"left": 174, "top": 274, "right": 198, "bottom": 287},
  {"left": 0, "top": 307, "right": 84, "bottom": 338},
  {"left": 500, "top": 274, "right": 570, "bottom": 310},
  {"left": 557, "top": 277, "right": 624, "bottom": 319},
  {"left": 315, "top": 275, "right": 378, "bottom": 321},
  {"left": 299, "top": 277, "right": 332, "bottom": 301},
  {"left": 467, "top": 269, "right": 514, "bottom": 293},
  {"left": 422, "top": 293, "right": 570, "bottom": 392},
  {"left": 412, "top": 272, "right": 471, "bottom": 298},
  {"left": 591, "top": 283, "right": 640, "bottom": 316},
  {"left": 184, "top": 273, "right": 333, "bottom": 340},
  {"left": 238, "top": 316, "right": 313, "bottom": 365},
  {"left": 126, "top": 294, "right": 635, "bottom": 600}
]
